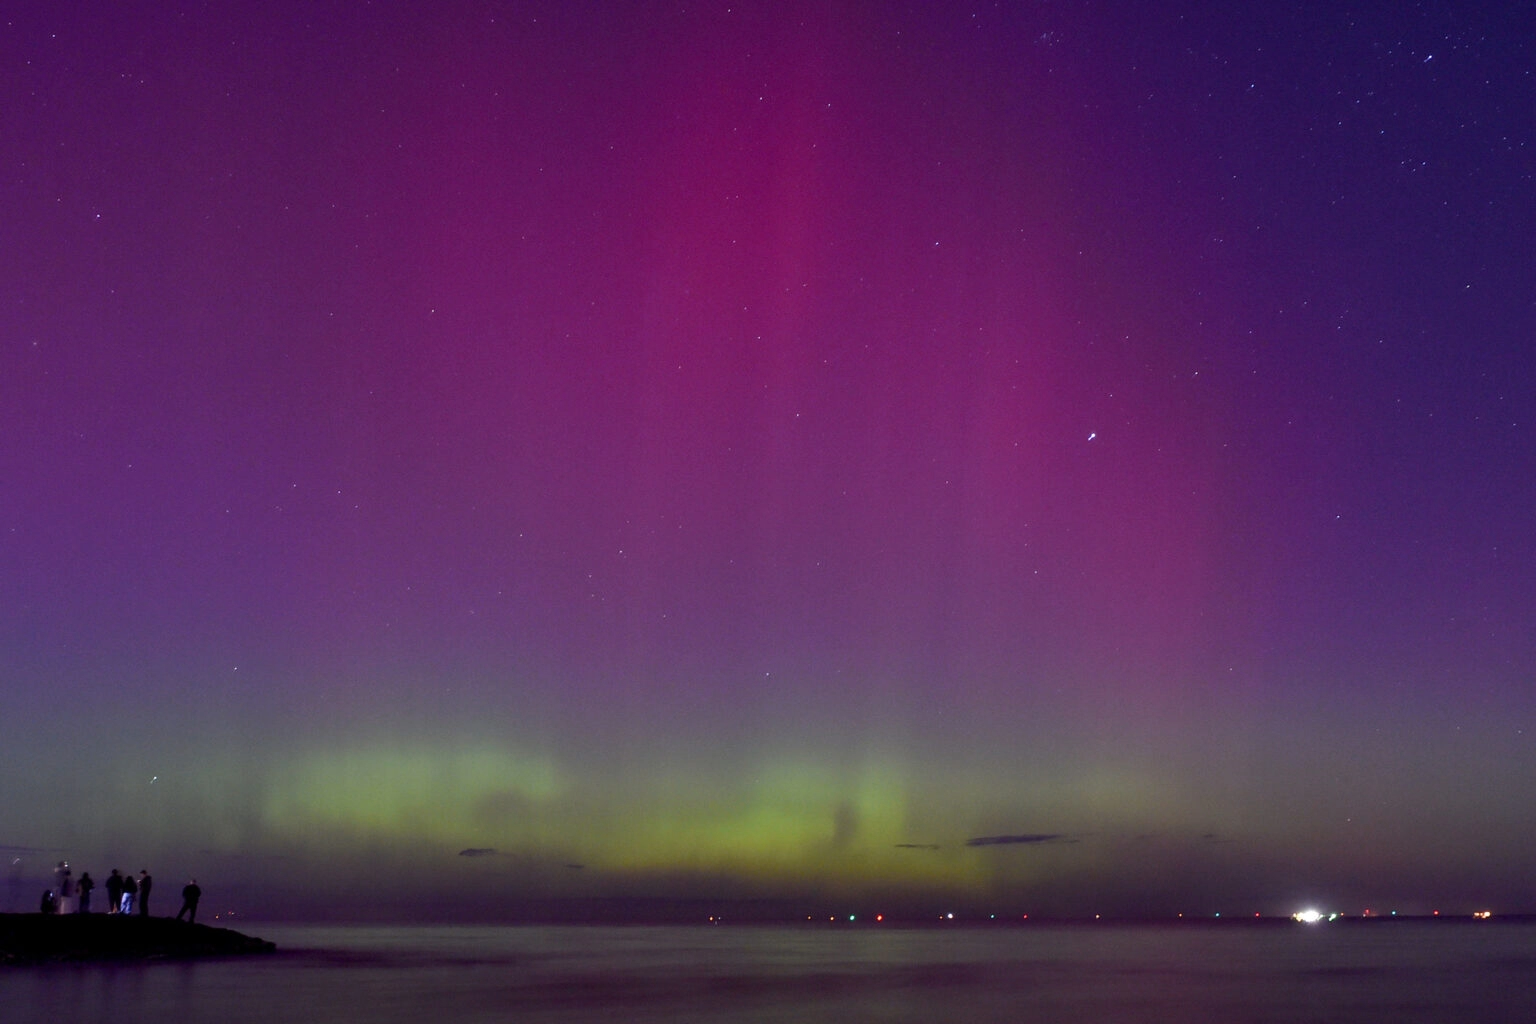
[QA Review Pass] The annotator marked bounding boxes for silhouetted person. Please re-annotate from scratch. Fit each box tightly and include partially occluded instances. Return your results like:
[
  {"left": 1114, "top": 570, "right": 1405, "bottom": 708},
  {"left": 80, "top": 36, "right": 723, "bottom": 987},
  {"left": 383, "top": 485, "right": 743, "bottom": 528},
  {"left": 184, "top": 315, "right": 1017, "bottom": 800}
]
[
  {"left": 54, "top": 862, "right": 74, "bottom": 914},
  {"left": 58, "top": 866, "right": 75, "bottom": 914},
  {"left": 177, "top": 879, "right": 201, "bottom": 923},
  {"left": 40, "top": 890, "right": 57, "bottom": 914},
  {"left": 105, "top": 869, "right": 124, "bottom": 915},
  {"left": 138, "top": 871, "right": 153, "bottom": 916},
  {"left": 77, "top": 872, "right": 94, "bottom": 913},
  {"left": 120, "top": 870, "right": 137, "bottom": 915}
]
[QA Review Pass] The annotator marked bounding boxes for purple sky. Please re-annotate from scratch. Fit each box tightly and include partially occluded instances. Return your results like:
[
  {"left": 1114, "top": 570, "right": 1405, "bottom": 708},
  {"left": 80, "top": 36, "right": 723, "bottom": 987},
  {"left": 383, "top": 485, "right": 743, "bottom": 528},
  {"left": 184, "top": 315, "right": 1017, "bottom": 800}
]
[{"left": 4, "top": 2, "right": 1534, "bottom": 920}]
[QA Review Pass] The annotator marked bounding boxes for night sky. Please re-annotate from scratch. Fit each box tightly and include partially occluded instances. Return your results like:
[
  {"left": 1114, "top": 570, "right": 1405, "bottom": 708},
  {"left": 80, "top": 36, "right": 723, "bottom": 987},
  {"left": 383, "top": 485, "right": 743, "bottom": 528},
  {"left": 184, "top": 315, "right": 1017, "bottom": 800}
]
[{"left": 4, "top": 2, "right": 1533, "bottom": 921}]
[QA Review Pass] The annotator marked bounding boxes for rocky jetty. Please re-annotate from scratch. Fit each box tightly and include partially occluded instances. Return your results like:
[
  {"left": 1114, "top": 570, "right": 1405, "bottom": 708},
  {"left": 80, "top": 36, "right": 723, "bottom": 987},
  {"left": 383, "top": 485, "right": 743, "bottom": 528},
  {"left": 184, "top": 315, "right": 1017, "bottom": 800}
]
[{"left": 0, "top": 914, "right": 276, "bottom": 965}]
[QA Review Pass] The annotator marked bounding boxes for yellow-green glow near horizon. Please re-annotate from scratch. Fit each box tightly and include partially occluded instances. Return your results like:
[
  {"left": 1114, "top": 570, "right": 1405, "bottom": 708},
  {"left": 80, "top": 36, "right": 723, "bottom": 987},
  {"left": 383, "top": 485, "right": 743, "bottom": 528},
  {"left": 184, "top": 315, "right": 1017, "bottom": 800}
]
[
  {"left": 257, "top": 742, "right": 997, "bottom": 889},
  {"left": 261, "top": 744, "right": 562, "bottom": 839}
]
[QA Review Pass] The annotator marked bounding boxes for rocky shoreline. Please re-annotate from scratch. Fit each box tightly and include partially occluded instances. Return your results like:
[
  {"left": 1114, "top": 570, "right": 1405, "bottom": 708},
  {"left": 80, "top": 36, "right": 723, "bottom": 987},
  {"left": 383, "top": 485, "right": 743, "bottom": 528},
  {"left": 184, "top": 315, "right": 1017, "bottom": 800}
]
[{"left": 0, "top": 914, "right": 276, "bottom": 965}]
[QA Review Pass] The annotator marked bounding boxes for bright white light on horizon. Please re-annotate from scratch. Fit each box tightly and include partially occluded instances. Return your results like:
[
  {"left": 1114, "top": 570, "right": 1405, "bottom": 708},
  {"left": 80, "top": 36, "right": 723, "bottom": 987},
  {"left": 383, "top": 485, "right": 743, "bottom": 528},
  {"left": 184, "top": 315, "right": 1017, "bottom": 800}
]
[{"left": 1293, "top": 909, "right": 1324, "bottom": 923}]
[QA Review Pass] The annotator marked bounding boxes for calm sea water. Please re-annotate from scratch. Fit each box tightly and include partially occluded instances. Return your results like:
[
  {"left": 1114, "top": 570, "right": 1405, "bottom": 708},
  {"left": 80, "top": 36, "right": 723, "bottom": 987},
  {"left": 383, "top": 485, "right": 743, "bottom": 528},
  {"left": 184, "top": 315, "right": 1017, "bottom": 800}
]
[{"left": 3, "top": 921, "right": 1534, "bottom": 1023}]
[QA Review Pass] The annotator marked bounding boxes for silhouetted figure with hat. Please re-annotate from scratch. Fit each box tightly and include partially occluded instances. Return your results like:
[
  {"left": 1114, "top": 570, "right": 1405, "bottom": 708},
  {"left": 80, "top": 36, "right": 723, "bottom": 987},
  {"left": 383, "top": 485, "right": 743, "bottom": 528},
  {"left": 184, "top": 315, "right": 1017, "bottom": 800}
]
[{"left": 176, "top": 879, "right": 202, "bottom": 923}]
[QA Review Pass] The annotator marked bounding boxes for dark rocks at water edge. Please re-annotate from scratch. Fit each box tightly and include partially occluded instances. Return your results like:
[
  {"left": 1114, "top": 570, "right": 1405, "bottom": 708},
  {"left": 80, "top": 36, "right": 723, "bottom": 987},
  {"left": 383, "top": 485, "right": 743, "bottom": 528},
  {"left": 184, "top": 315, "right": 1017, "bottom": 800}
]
[{"left": 0, "top": 914, "right": 276, "bottom": 965}]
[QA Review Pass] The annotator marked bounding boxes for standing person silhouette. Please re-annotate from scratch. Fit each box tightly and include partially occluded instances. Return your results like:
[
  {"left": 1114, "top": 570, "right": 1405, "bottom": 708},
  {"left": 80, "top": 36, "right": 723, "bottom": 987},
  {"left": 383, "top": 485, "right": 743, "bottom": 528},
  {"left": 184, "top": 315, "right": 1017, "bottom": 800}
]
[
  {"left": 138, "top": 871, "right": 153, "bottom": 916},
  {"left": 105, "top": 869, "right": 123, "bottom": 915},
  {"left": 58, "top": 866, "right": 75, "bottom": 914},
  {"left": 77, "top": 872, "right": 94, "bottom": 913},
  {"left": 120, "top": 870, "right": 137, "bottom": 915},
  {"left": 176, "top": 879, "right": 201, "bottom": 923}
]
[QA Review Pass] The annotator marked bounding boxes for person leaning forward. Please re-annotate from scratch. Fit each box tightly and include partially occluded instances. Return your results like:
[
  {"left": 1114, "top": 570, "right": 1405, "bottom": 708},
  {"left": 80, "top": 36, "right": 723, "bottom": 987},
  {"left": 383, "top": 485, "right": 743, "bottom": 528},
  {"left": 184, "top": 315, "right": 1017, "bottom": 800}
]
[{"left": 176, "top": 879, "right": 202, "bottom": 923}]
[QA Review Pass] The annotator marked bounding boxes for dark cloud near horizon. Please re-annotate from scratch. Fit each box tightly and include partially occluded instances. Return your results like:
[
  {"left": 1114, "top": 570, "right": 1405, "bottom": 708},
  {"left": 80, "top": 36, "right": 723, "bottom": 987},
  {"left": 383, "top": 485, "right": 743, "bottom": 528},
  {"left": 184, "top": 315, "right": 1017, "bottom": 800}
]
[
  {"left": 831, "top": 801, "right": 858, "bottom": 849},
  {"left": 894, "top": 843, "right": 941, "bottom": 850},
  {"left": 458, "top": 848, "right": 498, "bottom": 857},
  {"left": 965, "top": 834, "right": 1072, "bottom": 848}
]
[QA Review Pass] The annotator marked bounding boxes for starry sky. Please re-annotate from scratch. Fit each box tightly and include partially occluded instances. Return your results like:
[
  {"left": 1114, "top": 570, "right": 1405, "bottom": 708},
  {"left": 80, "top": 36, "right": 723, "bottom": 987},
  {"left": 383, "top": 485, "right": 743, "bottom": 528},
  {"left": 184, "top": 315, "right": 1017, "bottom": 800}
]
[{"left": 3, "top": 1, "right": 1534, "bottom": 921}]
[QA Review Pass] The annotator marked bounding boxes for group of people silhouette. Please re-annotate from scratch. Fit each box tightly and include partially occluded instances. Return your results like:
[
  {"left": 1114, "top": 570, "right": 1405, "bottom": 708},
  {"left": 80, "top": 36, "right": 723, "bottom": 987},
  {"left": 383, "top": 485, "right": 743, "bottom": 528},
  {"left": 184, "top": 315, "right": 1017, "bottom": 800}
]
[{"left": 41, "top": 862, "right": 201, "bottom": 923}]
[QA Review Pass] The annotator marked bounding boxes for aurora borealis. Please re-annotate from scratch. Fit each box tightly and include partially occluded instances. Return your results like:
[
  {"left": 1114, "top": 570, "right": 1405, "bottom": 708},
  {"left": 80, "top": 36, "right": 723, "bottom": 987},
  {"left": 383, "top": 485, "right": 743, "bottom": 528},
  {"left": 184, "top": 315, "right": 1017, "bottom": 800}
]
[{"left": 4, "top": 2, "right": 1533, "bottom": 920}]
